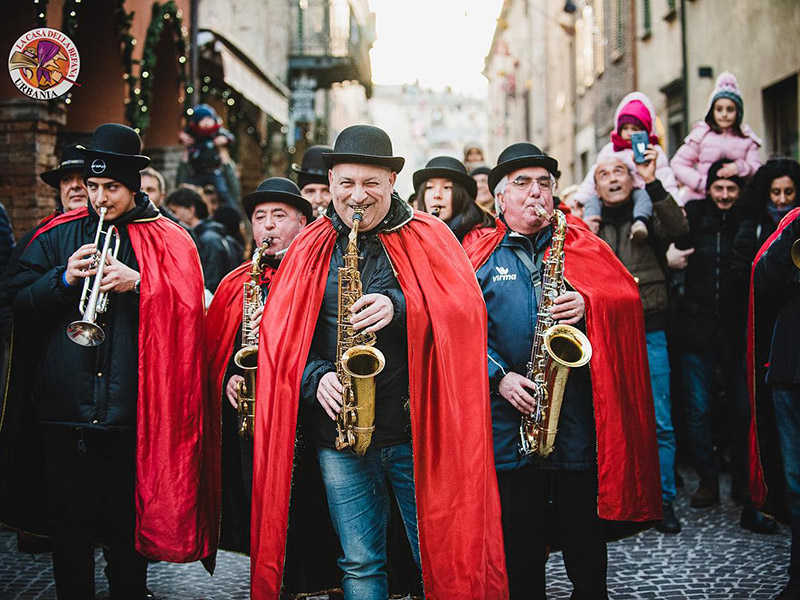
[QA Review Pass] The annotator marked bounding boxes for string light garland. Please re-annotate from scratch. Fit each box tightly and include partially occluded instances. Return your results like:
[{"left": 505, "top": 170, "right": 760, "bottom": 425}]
[
  {"left": 129, "top": 0, "right": 190, "bottom": 133},
  {"left": 60, "top": 0, "right": 136, "bottom": 116},
  {"left": 32, "top": 0, "right": 49, "bottom": 26}
]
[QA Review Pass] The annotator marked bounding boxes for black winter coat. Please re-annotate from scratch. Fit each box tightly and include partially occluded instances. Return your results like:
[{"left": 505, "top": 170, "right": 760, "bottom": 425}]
[
  {"left": 731, "top": 216, "right": 778, "bottom": 296},
  {"left": 193, "top": 219, "right": 239, "bottom": 292},
  {"left": 674, "top": 198, "right": 745, "bottom": 353},
  {"left": 8, "top": 202, "right": 157, "bottom": 429},
  {"left": 301, "top": 197, "right": 411, "bottom": 449},
  {"left": 754, "top": 214, "right": 800, "bottom": 384}
]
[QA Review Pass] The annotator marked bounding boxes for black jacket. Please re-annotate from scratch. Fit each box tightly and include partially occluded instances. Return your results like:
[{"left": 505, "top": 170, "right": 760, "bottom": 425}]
[
  {"left": 673, "top": 198, "right": 744, "bottom": 353},
  {"left": 754, "top": 214, "right": 800, "bottom": 384},
  {"left": 193, "top": 219, "right": 239, "bottom": 292},
  {"left": 301, "top": 197, "right": 412, "bottom": 449},
  {"left": 8, "top": 201, "right": 158, "bottom": 429},
  {"left": 731, "top": 215, "right": 779, "bottom": 296}
]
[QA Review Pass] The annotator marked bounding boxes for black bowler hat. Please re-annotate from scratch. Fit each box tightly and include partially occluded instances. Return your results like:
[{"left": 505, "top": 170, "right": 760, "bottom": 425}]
[
  {"left": 413, "top": 156, "right": 477, "bottom": 198},
  {"left": 292, "top": 145, "right": 332, "bottom": 189},
  {"left": 470, "top": 165, "right": 492, "bottom": 178},
  {"left": 322, "top": 125, "right": 404, "bottom": 173},
  {"left": 242, "top": 177, "right": 314, "bottom": 222},
  {"left": 488, "top": 143, "right": 559, "bottom": 195},
  {"left": 41, "top": 144, "right": 85, "bottom": 189},
  {"left": 76, "top": 123, "right": 151, "bottom": 192}
]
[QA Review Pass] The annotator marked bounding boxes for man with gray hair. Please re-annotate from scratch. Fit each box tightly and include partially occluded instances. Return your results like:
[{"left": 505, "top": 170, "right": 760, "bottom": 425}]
[
  {"left": 593, "top": 148, "right": 689, "bottom": 535},
  {"left": 464, "top": 141, "right": 661, "bottom": 599}
]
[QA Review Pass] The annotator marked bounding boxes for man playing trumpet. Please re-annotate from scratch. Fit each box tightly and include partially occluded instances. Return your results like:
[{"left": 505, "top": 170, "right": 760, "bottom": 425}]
[{"left": 1, "top": 124, "right": 218, "bottom": 598}]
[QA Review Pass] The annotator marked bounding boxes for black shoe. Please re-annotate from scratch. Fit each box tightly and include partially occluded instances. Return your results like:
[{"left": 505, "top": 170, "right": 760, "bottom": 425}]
[
  {"left": 691, "top": 477, "right": 720, "bottom": 508},
  {"left": 776, "top": 582, "right": 800, "bottom": 600},
  {"left": 741, "top": 505, "right": 779, "bottom": 535},
  {"left": 655, "top": 502, "right": 682, "bottom": 534}
]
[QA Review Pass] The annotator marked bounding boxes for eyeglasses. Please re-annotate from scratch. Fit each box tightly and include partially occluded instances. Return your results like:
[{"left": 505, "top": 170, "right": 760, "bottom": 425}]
[{"left": 509, "top": 176, "right": 553, "bottom": 193}]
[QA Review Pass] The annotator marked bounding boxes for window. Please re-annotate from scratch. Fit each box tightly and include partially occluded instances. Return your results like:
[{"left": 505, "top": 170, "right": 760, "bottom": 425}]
[
  {"left": 763, "top": 74, "right": 799, "bottom": 159},
  {"left": 594, "top": 0, "right": 605, "bottom": 75},
  {"left": 575, "top": 6, "right": 595, "bottom": 93},
  {"left": 642, "top": 0, "right": 652, "bottom": 38},
  {"left": 611, "top": 0, "right": 624, "bottom": 60}
]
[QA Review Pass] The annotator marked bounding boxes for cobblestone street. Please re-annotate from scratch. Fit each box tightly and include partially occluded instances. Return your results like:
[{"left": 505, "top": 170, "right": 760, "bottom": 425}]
[{"left": 1, "top": 471, "right": 790, "bottom": 599}]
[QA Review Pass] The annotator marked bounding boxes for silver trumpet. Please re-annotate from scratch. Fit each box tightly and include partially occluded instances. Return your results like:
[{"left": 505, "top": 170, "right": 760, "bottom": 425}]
[{"left": 67, "top": 207, "right": 121, "bottom": 347}]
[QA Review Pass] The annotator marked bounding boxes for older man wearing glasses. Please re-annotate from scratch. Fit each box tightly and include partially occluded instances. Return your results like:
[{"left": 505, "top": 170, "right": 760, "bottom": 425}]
[{"left": 464, "top": 142, "right": 662, "bottom": 599}]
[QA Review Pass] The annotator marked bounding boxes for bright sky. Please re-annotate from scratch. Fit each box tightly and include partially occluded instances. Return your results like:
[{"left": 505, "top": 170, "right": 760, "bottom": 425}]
[{"left": 368, "top": 0, "right": 505, "bottom": 98}]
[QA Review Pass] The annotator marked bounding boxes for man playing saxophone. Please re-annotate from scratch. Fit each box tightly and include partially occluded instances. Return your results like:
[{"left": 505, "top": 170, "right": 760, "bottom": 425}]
[
  {"left": 250, "top": 125, "right": 507, "bottom": 600},
  {"left": 1, "top": 124, "right": 217, "bottom": 597},
  {"left": 205, "top": 177, "right": 312, "bottom": 554},
  {"left": 463, "top": 142, "right": 661, "bottom": 599}
]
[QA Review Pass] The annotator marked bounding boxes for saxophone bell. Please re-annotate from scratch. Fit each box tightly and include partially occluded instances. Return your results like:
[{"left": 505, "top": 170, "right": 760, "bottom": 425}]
[
  {"left": 234, "top": 238, "right": 271, "bottom": 439},
  {"left": 334, "top": 204, "right": 383, "bottom": 455},
  {"left": 519, "top": 208, "right": 593, "bottom": 457}
]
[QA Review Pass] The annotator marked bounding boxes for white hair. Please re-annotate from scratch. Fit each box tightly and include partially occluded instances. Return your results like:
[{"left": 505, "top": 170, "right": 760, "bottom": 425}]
[{"left": 493, "top": 173, "right": 557, "bottom": 215}]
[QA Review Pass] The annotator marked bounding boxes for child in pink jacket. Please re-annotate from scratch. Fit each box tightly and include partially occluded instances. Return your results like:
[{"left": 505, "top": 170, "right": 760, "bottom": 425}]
[
  {"left": 670, "top": 72, "right": 762, "bottom": 203},
  {"left": 576, "top": 92, "right": 679, "bottom": 240}
]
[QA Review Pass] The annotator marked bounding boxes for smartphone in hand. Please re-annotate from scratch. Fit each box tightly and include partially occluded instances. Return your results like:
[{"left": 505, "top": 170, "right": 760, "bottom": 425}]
[{"left": 631, "top": 131, "right": 650, "bottom": 164}]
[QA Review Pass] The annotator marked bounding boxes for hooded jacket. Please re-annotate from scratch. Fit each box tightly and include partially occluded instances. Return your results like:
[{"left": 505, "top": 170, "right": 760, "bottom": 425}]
[
  {"left": 575, "top": 92, "right": 679, "bottom": 205},
  {"left": 671, "top": 121, "right": 762, "bottom": 203}
]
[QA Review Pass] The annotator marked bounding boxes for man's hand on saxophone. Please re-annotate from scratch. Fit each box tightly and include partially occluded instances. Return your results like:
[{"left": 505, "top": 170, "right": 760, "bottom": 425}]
[
  {"left": 317, "top": 372, "right": 344, "bottom": 421},
  {"left": 498, "top": 372, "right": 538, "bottom": 415},
  {"left": 226, "top": 375, "right": 244, "bottom": 409},
  {"left": 549, "top": 291, "right": 585, "bottom": 325},
  {"left": 250, "top": 304, "right": 264, "bottom": 331},
  {"left": 350, "top": 292, "right": 394, "bottom": 334}
]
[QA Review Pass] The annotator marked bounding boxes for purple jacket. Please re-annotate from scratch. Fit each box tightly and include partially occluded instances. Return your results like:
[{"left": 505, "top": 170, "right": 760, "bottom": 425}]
[{"left": 670, "top": 121, "right": 762, "bottom": 202}]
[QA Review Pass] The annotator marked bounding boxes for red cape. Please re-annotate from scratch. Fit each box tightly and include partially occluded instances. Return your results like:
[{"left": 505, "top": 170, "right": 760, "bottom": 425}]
[
  {"left": 463, "top": 218, "right": 662, "bottom": 522},
  {"left": 206, "top": 260, "right": 279, "bottom": 420},
  {"left": 251, "top": 212, "right": 508, "bottom": 600},
  {"left": 30, "top": 208, "right": 219, "bottom": 563},
  {"left": 206, "top": 262, "right": 251, "bottom": 408},
  {"left": 747, "top": 207, "right": 800, "bottom": 507}
]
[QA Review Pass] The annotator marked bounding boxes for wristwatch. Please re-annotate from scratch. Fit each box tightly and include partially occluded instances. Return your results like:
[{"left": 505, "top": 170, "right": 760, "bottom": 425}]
[{"left": 133, "top": 279, "right": 141, "bottom": 295}]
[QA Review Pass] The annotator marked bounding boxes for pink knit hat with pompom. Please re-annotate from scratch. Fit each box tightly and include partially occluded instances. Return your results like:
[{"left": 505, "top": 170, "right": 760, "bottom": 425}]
[{"left": 707, "top": 71, "right": 744, "bottom": 122}]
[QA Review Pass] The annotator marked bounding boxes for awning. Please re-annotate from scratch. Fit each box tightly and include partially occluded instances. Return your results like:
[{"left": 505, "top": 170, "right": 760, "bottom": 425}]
[{"left": 210, "top": 33, "right": 291, "bottom": 124}]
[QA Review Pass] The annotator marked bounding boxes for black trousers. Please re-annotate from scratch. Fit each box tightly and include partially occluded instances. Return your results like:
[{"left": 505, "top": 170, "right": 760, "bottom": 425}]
[
  {"left": 496, "top": 465, "right": 608, "bottom": 600},
  {"left": 42, "top": 427, "right": 148, "bottom": 600}
]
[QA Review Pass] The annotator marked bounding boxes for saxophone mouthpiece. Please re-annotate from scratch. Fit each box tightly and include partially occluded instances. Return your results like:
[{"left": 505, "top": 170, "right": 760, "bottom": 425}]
[
  {"left": 534, "top": 205, "right": 550, "bottom": 219},
  {"left": 431, "top": 207, "right": 441, "bottom": 218}
]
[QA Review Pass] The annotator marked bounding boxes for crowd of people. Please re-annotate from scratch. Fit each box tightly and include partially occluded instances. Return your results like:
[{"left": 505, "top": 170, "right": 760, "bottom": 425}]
[{"left": 0, "top": 69, "right": 798, "bottom": 600}]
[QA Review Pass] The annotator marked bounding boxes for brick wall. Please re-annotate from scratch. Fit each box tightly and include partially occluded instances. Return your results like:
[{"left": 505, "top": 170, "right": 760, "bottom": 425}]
[{"left": 0, "top": 100, "right": 66, "bottom": 239}]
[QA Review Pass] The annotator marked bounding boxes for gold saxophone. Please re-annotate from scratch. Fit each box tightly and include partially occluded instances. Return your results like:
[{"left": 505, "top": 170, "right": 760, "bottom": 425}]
[
  {"left": 334, "top": 207, "right": 386, "bottom": 455},
  {"left": 519, "top": 206, "right": 593, "bottom": 457},
  {"left": 233, "top": 238, "right": 271, "bottom": 439}
]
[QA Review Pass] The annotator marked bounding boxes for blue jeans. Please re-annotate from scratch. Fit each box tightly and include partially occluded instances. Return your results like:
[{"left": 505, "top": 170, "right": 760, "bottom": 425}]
[
  {"left": 678, "top": 343, "right": 749, "bottom": 481},
  {"left": 646, "top": 330, "right": 677, "bottom": 504},
  {"left": 773, "top": 385, "right": 800, "bottom": 583},
  {"left": 317, "top": 442, "right": 421, "bottom": 600}
]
